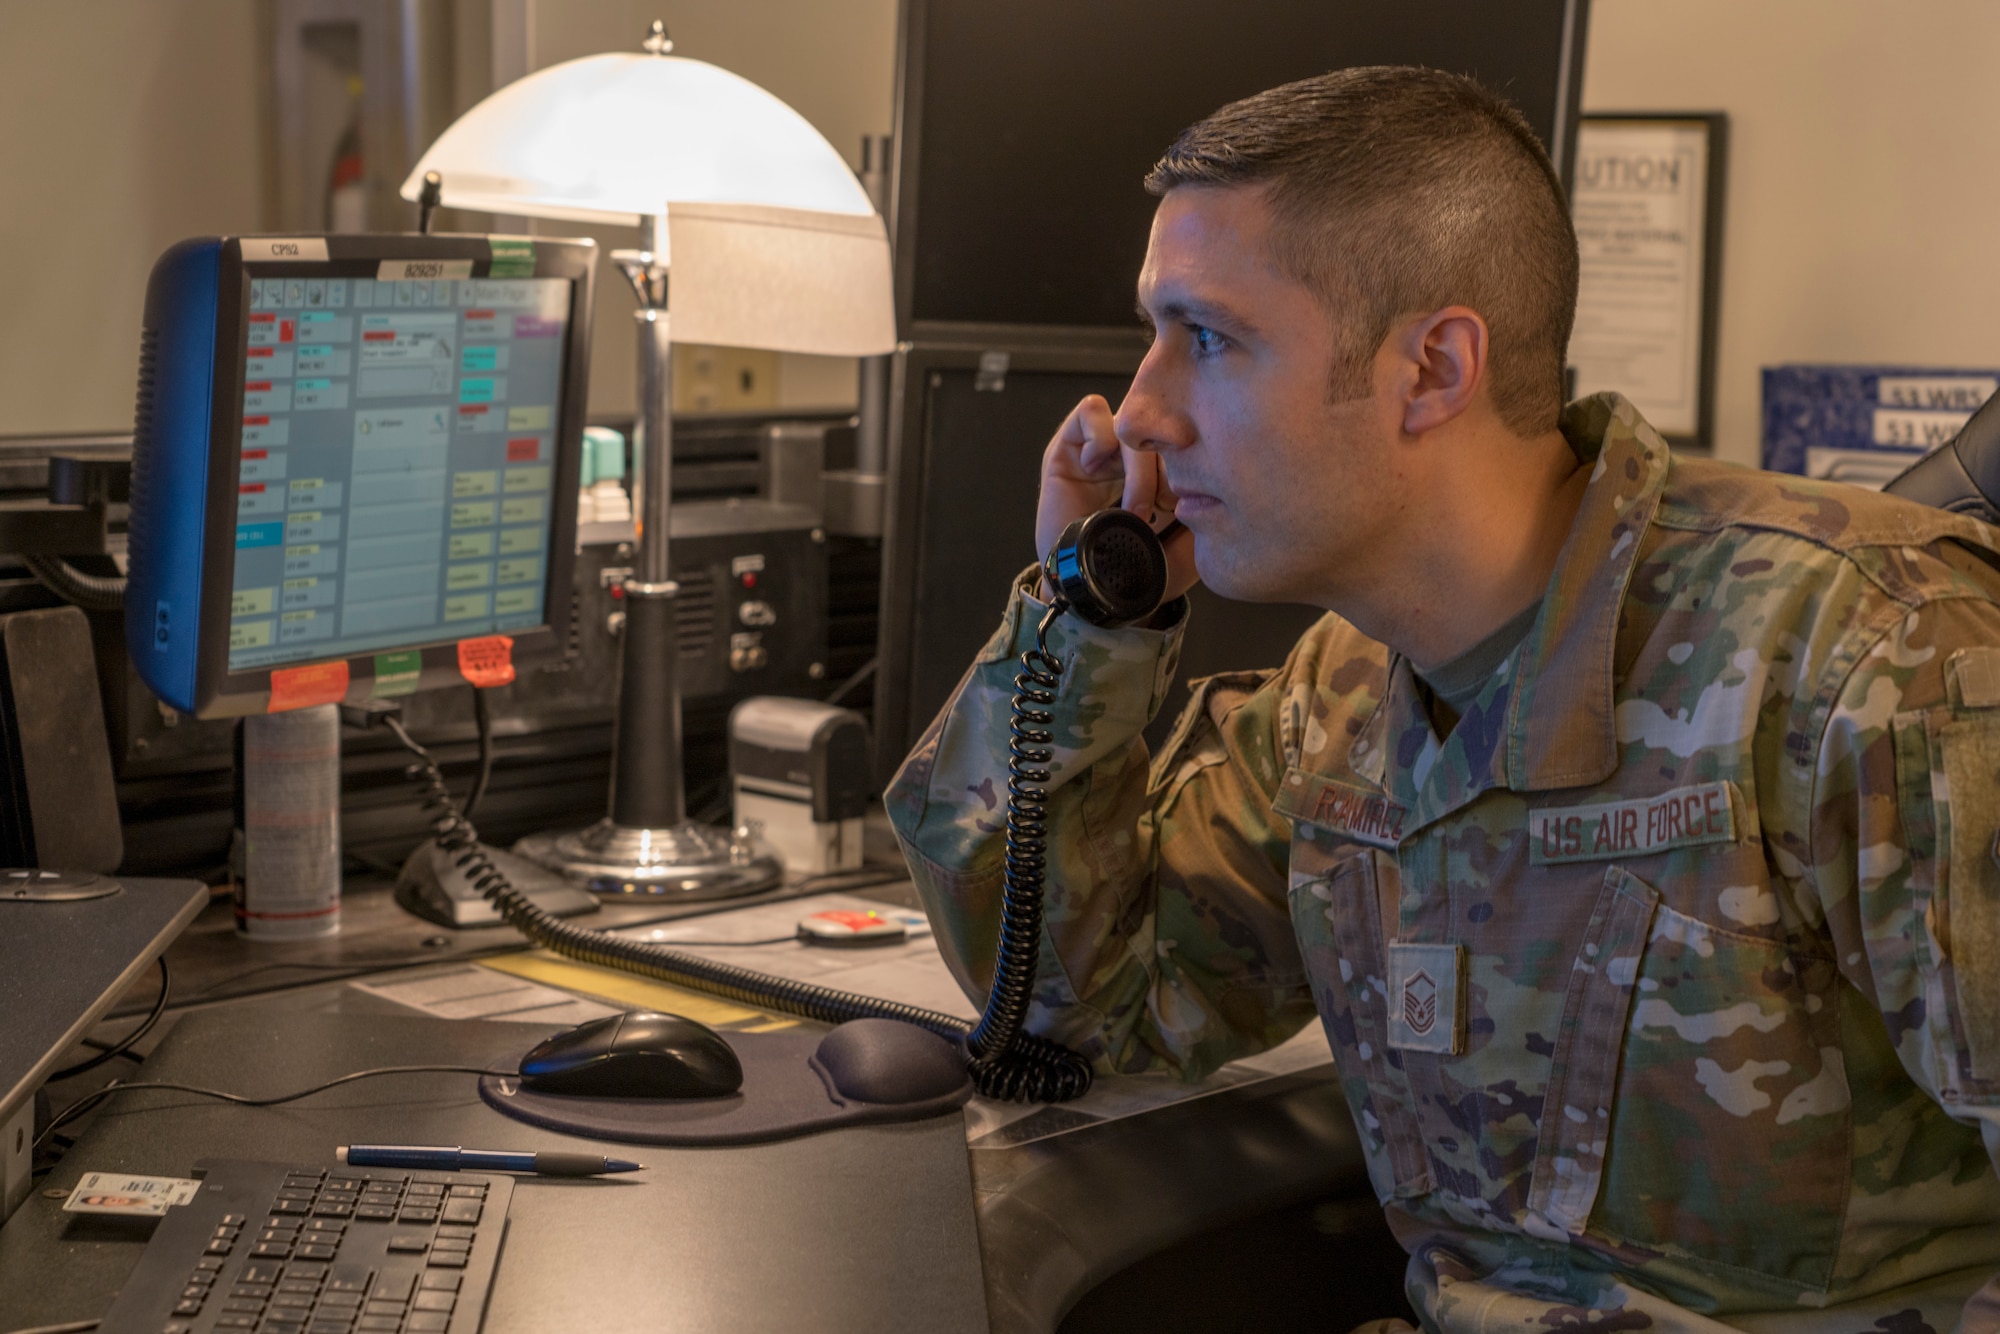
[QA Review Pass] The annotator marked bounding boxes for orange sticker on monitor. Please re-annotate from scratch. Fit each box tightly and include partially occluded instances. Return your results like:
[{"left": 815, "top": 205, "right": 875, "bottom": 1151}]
[
  {"left": 268, "top": 660, "right": 349, "bottom": 712},
  {"left": 457, "top": 635, "right": 515, "bottom": 687}
]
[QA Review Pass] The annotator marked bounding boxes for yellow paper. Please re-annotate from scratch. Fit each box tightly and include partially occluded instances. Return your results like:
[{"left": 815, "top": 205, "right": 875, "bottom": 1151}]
[{"left": 477, "top": 952, "right": 797, "bottom": 1031}]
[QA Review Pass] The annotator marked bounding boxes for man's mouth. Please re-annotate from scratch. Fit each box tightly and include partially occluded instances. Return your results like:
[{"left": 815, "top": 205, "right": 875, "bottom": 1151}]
[{"left": 1171, "top": 491, "right": 1221, "bottom": 521}]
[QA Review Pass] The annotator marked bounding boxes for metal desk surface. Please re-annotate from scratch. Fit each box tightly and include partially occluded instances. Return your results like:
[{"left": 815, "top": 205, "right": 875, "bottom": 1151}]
[
  {"left": 7, "top": 877, "right": 1371, "bottom": 1333},
  {"left": 0, "top": 999, "right": 990, "bottom": 1334}
]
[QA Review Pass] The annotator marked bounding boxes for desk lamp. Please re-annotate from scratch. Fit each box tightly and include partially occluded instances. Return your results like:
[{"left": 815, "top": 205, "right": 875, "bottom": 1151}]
[{"left": 400, "top": 22, "right": 895, "bottom": 897}]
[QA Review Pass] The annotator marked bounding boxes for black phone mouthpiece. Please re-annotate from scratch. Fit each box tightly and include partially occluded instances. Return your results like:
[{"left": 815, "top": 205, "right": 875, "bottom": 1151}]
[{"left": 1043, "top": 508, "right": 1169, "bottom": 628}]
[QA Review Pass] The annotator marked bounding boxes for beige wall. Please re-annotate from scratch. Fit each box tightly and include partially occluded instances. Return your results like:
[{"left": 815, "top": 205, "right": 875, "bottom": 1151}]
[
  {"left": 13, "top": 1, "right": 2000, "bottom": 451},
  {"left": 0, "top": 0, "right": 270, "bottom": 437},
  {"left": 0, "top": 0, "right": 895, "bottom": 436},
  {"left": 1583, "top": 0, "right": 2000, "bottom": 466}
]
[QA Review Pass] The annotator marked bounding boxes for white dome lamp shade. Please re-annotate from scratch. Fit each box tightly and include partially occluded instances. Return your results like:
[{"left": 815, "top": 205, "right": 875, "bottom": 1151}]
[
  {"left": 398, "top": 21, "right": 894, "bottom": 357},
  {"left": 402, "top": 22, "right": 896, "bottom": 897}
]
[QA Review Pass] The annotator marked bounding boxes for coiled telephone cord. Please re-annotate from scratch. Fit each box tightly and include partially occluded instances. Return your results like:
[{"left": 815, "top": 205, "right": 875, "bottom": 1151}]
[{"left": 382, "top": 708, "right": 1092, "bottom": 1103}]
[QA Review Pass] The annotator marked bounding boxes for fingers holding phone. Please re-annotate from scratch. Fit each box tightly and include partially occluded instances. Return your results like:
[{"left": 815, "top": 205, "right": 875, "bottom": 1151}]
[
  {"left": 1036, "top": 395, "right": 1199, "bottom": 608},
  {"left": 1036, "top": 394, "right": 1127, "bottom": 568}
]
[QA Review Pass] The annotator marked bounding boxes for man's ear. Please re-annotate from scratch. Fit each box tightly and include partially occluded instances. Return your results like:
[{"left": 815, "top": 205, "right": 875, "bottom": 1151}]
[{"left": 1393, "top": 305, "right": 1489, "bottom": 435}]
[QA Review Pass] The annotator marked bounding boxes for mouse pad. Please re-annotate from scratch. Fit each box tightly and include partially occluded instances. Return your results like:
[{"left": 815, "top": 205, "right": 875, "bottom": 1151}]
[{"left": 479, "top": 1027, "right": 973, "bottom": 1146}]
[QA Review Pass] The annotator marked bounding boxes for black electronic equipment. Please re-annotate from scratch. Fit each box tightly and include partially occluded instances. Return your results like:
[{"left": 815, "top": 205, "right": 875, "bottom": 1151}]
[
  {"left": 892, "top": 0, "right": 1590, "bottom": 336},
  {"left": 0, "top": 605, "right": 124, "bottom": 870},
  {"left": 658, "top": 499, "right": 829, "bottom": 698},
  {"left": 92, "top": 1158, "right": 510, "bottom": 1334},
  {"left": 393, "top": 838, "right": 595, "bottom": 928}
]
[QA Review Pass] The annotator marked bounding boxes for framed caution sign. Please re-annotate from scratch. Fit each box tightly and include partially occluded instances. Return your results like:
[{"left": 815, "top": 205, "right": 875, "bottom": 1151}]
[{"left": 1566, "top": 114, "right": 1729, "bottom": 449}]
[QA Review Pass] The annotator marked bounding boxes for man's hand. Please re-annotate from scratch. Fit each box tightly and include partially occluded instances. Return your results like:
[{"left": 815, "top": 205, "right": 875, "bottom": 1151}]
[{"left": 1035, "top": 394, "right": 1199, "bottom": 606}]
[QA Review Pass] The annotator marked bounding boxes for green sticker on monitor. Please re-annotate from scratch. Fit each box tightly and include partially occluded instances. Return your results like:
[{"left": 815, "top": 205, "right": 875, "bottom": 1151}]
[
  {"left": 373, "top": 650, "right": 422, "bottom": 697},
  {"left": 489, "top": 239, "right": 535, "bottom": 278}
]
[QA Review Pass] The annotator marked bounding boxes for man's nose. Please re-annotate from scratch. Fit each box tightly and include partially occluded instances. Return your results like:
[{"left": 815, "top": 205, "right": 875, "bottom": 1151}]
[{"left": 1114, "top": 347, "right": 1189, "bottom": 454}]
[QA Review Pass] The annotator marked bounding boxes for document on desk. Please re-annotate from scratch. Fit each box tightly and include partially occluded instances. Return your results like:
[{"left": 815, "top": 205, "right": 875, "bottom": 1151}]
[
  {"left": 618, "top": 893, "right": 979, "bottom": 1023},
  {"left": 348, "top": 964, "right": 620, "bottom": 1025}
]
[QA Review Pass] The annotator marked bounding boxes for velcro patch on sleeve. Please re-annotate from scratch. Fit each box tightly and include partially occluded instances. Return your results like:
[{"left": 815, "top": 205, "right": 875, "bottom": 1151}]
[
  {"left": 1938, "top": 715, "right": 2000, "bottom": 1083},
  {"left": 1529, "top": 781, "right": 1737, "bottom": 864},
  {"left": 1948, "top": 647, "right": 2000, "bottom": 710},
  {"left": 1273, "top": 769, "right": 1409, "bottom": 850}
]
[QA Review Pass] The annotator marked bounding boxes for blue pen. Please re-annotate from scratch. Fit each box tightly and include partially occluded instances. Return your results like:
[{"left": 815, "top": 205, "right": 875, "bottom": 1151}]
[{"left": 338, "top": 1144, "right": 644, "bottom": 1177}]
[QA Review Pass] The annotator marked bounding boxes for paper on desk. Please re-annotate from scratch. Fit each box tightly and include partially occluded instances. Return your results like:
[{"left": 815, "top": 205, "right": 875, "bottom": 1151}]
[
  {"left": 349, "top": 964, "right": 619, "bottom": 1025},
  {"left": 478, "top": 952, "right": 781, "bottom": 1030},
  {"left": 618, "top": 893, "right": 979, "bottom": 1023}
]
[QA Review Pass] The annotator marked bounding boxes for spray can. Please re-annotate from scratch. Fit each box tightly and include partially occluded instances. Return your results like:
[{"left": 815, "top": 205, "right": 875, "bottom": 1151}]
[{"left": 235, "top": 704, "right": 341, "bottom": 938}]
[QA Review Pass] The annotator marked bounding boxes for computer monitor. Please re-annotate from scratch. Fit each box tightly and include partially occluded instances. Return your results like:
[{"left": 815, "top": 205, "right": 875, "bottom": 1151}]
[
  {"left": 892, "top": 0, "right": 1590, "bottom": 335},
  {"left": 126, "top": 234, "right": 594, "bottom": 719}
]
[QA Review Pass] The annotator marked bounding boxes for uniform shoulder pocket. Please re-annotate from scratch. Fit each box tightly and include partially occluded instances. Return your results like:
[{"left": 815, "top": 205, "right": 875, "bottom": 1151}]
[{"left": 1149, "top": 670, "right": 1275, "bottom": 797}]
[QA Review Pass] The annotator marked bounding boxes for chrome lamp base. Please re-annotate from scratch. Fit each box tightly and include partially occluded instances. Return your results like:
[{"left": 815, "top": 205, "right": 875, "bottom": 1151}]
[{"left": 514, "top": 818, "right": 782, "bottom": 902}]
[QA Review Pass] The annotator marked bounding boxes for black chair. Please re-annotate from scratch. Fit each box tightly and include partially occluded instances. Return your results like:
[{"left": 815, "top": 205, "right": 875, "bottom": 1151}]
[{"left": 1883, "top": 389, "right": 2000, "bottom": 520}]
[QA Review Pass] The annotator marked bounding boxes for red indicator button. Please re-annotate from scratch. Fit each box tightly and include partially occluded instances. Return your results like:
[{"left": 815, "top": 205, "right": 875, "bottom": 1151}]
[
  {"left": 278, "top": 320, "right": 295, "bottom": 343},
  {"left": 362, "top": 330, "right": 395, "bottom": 342},
  {"left": 506, "top": 438, "right": 540, "bottom": 461},
  {"left": 741, "top": 572, "right": 757, "bottom": 589},
  {"left": 243, "top": 415, "right": 270, "bottom": 426},
  {"left": 239, "top": 483, "right": 265, "bottom": 494},
  {"left": 243, "top": 449, "right": 268, "bottom": 460},
  {"left": 246, "top": 381, "right": 272, "bottom": 393}
]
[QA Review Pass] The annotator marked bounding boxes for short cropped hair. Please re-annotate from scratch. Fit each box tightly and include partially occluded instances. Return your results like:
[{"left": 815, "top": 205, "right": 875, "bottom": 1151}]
[{"left": 1145, "top": 66, "right": 1578, "bottom": 436}]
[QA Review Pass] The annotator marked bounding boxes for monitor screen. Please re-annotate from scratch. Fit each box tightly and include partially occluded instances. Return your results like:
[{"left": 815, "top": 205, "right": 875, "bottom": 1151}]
[
  {"left": 896, "top": 0, "right": 1588, "bottom": 332},
  {"left": 228, "top": 276, "right": 570, "bottom": 671},
  {"left": 127, "top": 234, "right": 594, "bottom": 719}
]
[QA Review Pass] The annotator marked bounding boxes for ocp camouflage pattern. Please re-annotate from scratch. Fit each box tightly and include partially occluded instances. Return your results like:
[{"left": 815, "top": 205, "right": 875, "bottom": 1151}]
[{"left": 888, "top": 394, "right": 2000, "bottom": 1332}]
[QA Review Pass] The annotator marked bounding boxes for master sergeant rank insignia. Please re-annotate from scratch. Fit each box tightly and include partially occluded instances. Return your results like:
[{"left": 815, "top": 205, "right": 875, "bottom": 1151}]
[{"left": 1387, "top": 942, "right": 1466, "bottom": 1055}]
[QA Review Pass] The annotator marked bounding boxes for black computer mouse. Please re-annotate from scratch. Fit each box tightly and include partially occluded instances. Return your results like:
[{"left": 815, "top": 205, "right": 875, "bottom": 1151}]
[{"left": 519, "top": 1010, "right": 744, "bottom": 1098}]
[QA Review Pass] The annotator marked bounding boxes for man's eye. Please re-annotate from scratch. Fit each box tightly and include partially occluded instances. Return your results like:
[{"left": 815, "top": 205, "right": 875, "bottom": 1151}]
[{"left": 1188, "top": 324, "right": 1226, "bottom": 357}]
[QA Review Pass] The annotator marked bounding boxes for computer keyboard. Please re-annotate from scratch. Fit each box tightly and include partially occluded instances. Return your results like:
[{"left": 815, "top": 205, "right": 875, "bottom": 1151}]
[{"left": 96, "top": 1159, "right": 512, "bottom": 1334}]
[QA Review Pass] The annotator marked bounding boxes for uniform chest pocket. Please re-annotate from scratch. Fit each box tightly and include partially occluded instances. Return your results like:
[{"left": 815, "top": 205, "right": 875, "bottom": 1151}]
[
  {"left": 1287, "top": 841, "right": 1431, "bottom": 1203},
  {"left": 1522, "top": 866, "right": 1659, "bottom": 1235}
]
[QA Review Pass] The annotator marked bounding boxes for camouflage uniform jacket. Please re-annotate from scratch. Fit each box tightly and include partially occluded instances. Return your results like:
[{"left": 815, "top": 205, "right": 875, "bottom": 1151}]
[{"left": 888, "top": 395, "right": 2000, "bottom": 1332}]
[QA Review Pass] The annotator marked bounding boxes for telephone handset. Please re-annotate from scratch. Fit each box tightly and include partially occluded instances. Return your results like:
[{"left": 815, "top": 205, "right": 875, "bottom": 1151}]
[
  {"left": 374, "top": 508, "right": 1168, "bottom": 1104},
  {"left": 1041, "top": 507, "right": 1173, "bottom": 629}
]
